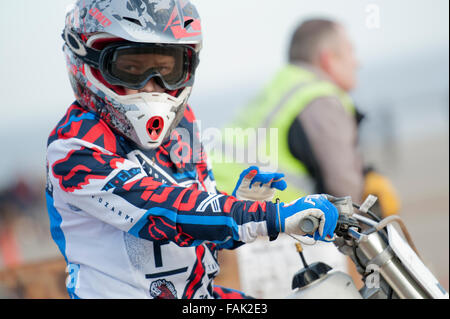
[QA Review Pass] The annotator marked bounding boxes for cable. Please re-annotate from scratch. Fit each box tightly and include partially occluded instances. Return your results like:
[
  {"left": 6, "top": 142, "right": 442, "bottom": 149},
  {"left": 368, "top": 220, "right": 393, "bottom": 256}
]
[
  {"left": 352, "top": 203, "right": 381, "bottom": 222},
  {"left": 374, "top": 215, "right": 421, "bottom": 257},
  {"left": 387, "top": 286, "right": 394, "bottom": 299},
  {"left": 286, "top": 233, "right": 318, "bottom": 246},
  {"left": 352, "top": 213, "right": 378, "bottom": 227},
  {"left": 351, "top": 199, "right": 421, "bottom": 258}
]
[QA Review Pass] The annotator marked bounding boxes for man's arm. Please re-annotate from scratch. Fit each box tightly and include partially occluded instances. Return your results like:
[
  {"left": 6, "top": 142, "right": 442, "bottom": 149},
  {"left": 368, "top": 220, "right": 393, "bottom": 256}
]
[{"left": 294, "top": 96, "right": 365, "bottom": 203}]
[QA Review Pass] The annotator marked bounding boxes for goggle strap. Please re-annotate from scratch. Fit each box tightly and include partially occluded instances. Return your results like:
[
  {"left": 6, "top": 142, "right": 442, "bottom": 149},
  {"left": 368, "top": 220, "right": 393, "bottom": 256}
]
[{"left": 62, "top": 28, "right": 101, "bottom": 69}]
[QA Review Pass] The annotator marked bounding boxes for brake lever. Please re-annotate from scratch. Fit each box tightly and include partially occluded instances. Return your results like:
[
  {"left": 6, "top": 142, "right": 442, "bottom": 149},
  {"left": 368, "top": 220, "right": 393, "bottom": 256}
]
[{"left": 335, "top": 214, "right": 361, "bottom": 239}]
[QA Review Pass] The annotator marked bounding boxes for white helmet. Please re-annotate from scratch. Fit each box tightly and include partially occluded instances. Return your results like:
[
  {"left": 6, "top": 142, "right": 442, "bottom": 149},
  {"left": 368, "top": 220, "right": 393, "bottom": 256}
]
[{"left": 63, "top": 0, "right": 202, "bottom": 149}]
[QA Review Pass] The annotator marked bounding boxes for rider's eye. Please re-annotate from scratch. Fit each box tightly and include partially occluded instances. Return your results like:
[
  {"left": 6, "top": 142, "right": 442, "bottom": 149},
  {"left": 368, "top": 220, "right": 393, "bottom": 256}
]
[
  {"left": 157, "top": 66, "right": 172, "bottom": 75},
  {"left": 121, "top": 64, "right": 140, "bottom": 74}
]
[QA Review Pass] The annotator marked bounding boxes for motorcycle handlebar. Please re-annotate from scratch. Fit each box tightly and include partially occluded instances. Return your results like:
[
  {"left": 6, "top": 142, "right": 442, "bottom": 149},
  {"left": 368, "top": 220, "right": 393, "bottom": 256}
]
[
  {"left": 298, "top": 195, "right": 356, "bottom": 236},
  {"left": 299, "top": 216, "right": 320, "bottom": 235}
]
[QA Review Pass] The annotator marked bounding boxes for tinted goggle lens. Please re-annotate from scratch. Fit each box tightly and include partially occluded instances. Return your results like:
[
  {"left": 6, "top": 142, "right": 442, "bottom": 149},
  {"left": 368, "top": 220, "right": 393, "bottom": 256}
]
[{"left": 102, "top": 44, "right": 196, "bottom": 90}]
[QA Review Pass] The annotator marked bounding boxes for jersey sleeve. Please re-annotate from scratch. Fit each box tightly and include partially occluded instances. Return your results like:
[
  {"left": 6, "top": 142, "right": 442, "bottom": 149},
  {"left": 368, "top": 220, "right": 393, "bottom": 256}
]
[{"left": 47, "top": 129, "right": 279, "bottom": 248}]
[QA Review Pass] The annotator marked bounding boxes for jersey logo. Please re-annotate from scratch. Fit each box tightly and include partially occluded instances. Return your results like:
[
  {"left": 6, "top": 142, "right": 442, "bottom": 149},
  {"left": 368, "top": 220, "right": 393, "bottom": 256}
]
[
  {"left": 52, "top": 146, "right": 124, "bottom": 192},
  {"left": 149, "top": 279, "right": 177, "bottom": 299},
  {"left": 102, "top": 167, "right": 142, "bottom": 191},
  {"left": 196, "top": 193, "right": 224, "bottom": 213},
  {"left": 88, "top": 7, "right": 112, "bottom": 27},
  {"left": 146, "top": 216, "right": 194, "bottom": 247},
  {"left": 163, "top": 2, "right": 201, "bottom": 39}
]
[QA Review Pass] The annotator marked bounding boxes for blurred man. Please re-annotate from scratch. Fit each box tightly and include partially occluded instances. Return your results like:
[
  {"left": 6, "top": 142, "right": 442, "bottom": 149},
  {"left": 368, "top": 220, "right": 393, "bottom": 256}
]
[
  {"left": 280, "top": 18, "right": 401, "bottom": 212},
  {"left": 213, "top": 18, "right": 401, "bottom": 295},
  {"left": 216, "top": 18, "right": 400, "bottom": 219}
]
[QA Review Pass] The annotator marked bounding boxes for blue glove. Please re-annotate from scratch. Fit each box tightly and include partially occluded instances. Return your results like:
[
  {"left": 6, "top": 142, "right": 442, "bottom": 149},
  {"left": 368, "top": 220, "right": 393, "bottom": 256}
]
[
  {"left": 232, "top": 166, "right": 287, "bottom": 201},
  {"left": 276, "top": 194, "right": 339, "bottom": 242}
]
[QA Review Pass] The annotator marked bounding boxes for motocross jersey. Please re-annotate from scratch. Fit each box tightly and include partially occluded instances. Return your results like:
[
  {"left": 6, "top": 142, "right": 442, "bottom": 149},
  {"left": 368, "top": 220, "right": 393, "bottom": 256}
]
[{"left": 45, "top": 102, "right": 279, "bottom": 299}]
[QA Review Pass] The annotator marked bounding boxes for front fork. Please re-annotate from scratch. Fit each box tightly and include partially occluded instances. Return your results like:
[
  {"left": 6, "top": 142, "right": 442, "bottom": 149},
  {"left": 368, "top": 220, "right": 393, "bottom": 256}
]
[
  {"left": 328, "top": 195, "right": 430, "bottom": 299},
  {"left": 341, "top": 227, "right": 430, "bottom": 299}
]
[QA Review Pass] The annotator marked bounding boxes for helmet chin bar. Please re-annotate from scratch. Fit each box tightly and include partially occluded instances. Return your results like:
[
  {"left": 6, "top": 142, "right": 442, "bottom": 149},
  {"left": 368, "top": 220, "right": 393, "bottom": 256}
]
[
  {"left": 126, "top": 96, "right": 177, "bottom": 150},
  {"left": 119, "top": 89, "right": 191, "bottom": 150}
]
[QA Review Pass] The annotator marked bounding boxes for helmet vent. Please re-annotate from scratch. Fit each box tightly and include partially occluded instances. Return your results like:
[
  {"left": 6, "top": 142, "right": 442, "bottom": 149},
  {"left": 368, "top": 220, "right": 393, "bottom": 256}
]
[
  {"left": 184, "top": 19, "right": 194, "bottom": 28},
  {"left": 146, "top": 116, "right": 164, "bottom": 141},
  {"left": 123, "top": 17, "right": 143, "bottom": 27}
]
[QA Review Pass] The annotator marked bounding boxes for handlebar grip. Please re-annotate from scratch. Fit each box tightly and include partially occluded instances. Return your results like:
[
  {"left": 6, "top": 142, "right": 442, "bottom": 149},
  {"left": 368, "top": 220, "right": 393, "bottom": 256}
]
[{"left": 299, "top": 216, "right": 320, "bottom": 235}]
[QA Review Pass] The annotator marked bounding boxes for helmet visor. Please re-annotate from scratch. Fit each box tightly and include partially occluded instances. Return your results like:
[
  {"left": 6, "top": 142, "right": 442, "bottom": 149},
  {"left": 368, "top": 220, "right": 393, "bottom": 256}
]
[{"left": 100, "top": 43, "right": 197, "bottom": 91}]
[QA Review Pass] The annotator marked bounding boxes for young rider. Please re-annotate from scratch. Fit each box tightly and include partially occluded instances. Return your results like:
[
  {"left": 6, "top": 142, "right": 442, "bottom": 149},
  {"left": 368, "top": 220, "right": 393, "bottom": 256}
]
[{"left": 46, "top": 0, "right": 338, "bottom": 299}]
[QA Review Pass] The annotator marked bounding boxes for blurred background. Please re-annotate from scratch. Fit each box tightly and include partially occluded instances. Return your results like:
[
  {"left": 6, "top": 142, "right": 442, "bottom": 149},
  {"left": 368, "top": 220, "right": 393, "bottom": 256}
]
[{"left": 0, "top": 0, "right": 448, "bottom": 298}]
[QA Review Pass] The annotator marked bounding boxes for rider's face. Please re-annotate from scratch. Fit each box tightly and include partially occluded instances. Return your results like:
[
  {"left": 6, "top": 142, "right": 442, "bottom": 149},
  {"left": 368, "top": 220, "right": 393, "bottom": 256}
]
[{"left": 119, "top": 53, "right": 175, "bottom": 94}]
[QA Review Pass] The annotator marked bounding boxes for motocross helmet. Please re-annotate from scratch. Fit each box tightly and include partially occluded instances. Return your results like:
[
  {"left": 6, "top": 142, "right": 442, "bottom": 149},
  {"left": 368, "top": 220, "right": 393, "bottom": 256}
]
[{"left": 63, "top": 0, "right": 202, "bottom": 149}]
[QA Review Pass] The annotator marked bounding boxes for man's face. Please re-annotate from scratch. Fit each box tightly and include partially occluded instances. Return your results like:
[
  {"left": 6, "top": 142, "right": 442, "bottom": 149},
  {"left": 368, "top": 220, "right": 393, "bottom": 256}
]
[{"left": 323, "top": 26, "right": 359, "bottom": 92}]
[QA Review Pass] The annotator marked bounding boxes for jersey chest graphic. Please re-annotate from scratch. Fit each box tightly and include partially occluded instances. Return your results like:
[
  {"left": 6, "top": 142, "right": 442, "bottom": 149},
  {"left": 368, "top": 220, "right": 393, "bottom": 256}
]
[{"left": 126, "top": 149, "right": 201, "bottom": 188}]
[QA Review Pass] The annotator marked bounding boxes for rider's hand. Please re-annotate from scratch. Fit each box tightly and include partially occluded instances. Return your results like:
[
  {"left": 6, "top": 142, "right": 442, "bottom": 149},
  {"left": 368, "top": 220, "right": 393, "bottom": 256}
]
[
  {"left": 233, "top": 166, "right": 287, "bottom": 201},
  {"left": 276, "top": 194, "right": 338, "bottom": 242}
]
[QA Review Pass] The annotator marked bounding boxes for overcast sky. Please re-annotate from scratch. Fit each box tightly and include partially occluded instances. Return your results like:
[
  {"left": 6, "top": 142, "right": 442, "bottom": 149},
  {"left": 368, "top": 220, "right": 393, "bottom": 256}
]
[
  {"left": 0, "top": 0, "right": 448, "bottom": 184},
  {"left": 0, "top": 0, "right": 448, "bottom": 118}
]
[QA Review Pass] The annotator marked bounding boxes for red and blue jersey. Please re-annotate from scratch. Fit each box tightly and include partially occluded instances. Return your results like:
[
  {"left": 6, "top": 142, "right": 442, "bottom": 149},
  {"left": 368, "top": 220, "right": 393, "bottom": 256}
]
[{"left": 45, "top": 102, "right": 278, "bottom": 299}]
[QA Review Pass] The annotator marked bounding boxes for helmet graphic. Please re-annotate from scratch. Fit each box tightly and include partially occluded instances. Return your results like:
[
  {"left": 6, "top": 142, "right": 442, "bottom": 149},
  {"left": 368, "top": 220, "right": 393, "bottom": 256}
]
[{"left": 63, "top": 0, "right": 202, "bottom": 149}]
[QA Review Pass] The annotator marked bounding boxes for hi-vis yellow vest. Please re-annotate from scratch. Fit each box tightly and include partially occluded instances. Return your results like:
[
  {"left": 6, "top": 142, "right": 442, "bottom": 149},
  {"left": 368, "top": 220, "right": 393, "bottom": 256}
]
[{"left": 211, "top": 64, "right": 355, "bottom": 202}]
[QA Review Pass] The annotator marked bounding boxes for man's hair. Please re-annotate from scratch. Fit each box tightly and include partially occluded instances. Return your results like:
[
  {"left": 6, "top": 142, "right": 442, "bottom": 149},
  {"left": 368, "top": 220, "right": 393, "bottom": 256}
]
[{"left": 288, "top": 18, "right": 340, "bottom": 64}]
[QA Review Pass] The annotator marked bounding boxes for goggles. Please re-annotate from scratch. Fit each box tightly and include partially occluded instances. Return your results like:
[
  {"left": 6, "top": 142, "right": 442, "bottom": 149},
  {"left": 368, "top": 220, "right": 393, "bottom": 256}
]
[{"left": 63, "top": 28, "right": 199, "bottom": 91}]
